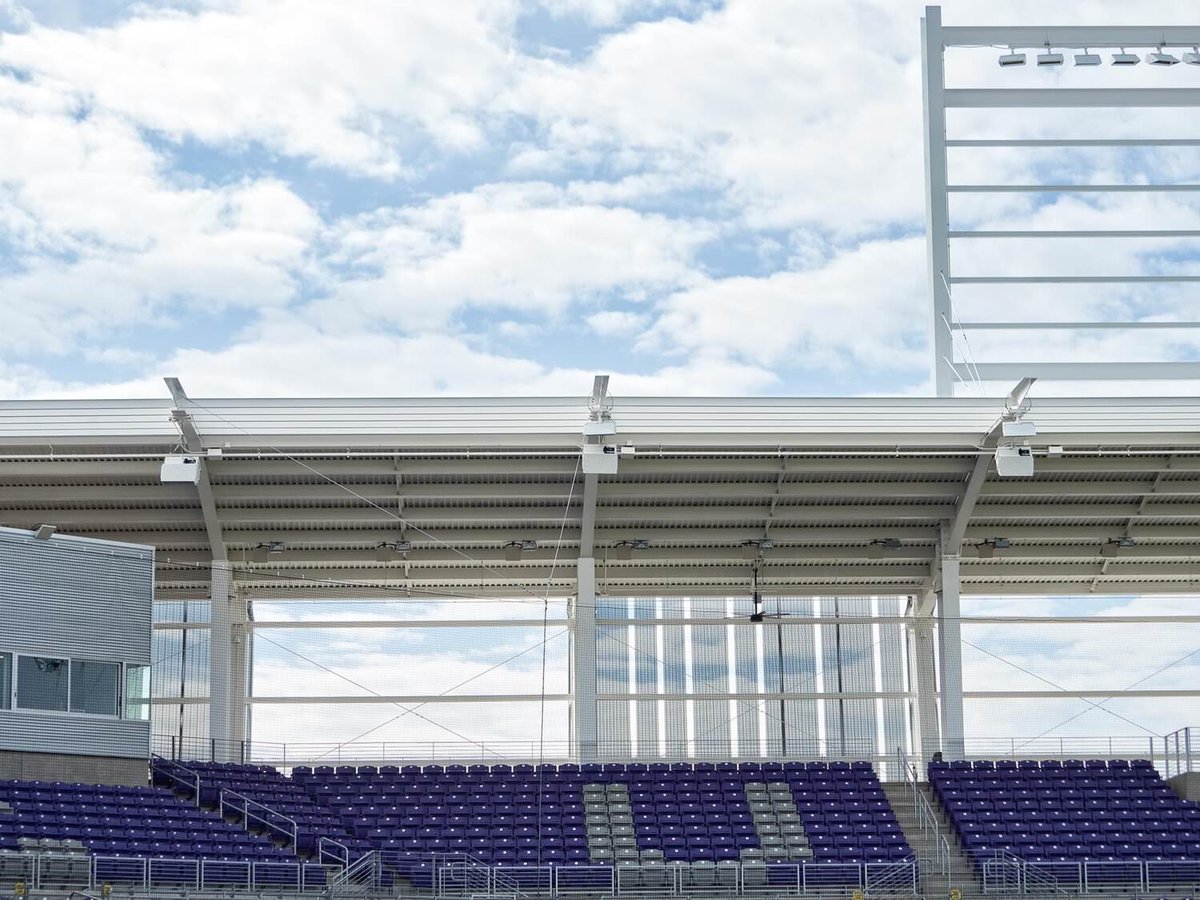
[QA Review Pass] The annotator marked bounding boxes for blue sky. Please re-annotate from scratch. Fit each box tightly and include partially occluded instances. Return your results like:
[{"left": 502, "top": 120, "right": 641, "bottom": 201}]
[
  {"left": 5, "top": 0, "right": 1199, "bottom": 752},
  {"left": 1, "top": 0, "right": 1198, "bottom": 400}
]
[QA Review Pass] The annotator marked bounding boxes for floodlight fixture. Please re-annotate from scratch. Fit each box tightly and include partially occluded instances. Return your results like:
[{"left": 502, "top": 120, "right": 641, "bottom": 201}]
[
  {"left": 375, "top": 540, "right": 412, "bottom": 562},
  {"left": 998, "top": 49, "right": 1026, "bottom": 67},
  {"left": 1112, "top": 49, "right": 1140, "bottom": 66},
  {"left": 974, "top": 538, "right": 1011, "bottom": 560},
  {"left": 33, "top": 524, "right": 57, "bottom": 541},
  {"left": 1074, "top": 49, "right": 1102, "bottom": 66},
  {"left": 866, "top": 538, "right": 901, "bottom": 559},
  {"left": 504, "top": 539, "right": 538, "bottom": 561},
  {"left": 612, "top": 539, "right": 650, "bottom": 561},
  {"left": 1037, "top": 47, "right": 1064, "bottom": 67},
  {"left": 1184, "top": 48, "right": 1200, "bottom": 66},
  {"left": 741, "top": 538, "right": 774, "bottom": 559},
  {"left": 1147, "top": 47, "right": 1180, "bottom": 66},
  {"left": 251, "top": 541, "right": 286, "bottom": 561}
]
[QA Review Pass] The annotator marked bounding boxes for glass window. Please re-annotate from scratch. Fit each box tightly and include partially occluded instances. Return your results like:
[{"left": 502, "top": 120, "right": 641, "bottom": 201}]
[
  {"left": 0, "top": 653, "right": 10, "bottom": 709},
  {"left": 17, "top": 656, "right": 68, "bottom": 711},
  {"left": 69, "top": 659, "right": 120, "bottom": 716},
  {"left": 124, "top": 664, "right": 150, "bottom": 721}
]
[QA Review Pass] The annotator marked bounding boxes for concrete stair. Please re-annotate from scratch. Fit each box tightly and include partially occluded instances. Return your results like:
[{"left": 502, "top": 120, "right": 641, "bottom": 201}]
[{"left": 883, "top": 781, "right": 980, "bottom": 898}]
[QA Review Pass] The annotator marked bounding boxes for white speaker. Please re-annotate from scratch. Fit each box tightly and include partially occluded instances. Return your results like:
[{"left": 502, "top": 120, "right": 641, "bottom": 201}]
[
  {"left": 995, "top": 445, "right": 1034, "bottom": 478},
  {"left": 160, "top": 455, "right": 201, "bottom": 484}
]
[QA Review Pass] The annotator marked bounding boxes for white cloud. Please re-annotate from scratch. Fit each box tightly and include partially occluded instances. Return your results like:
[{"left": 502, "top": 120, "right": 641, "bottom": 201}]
[
  {"left": 642, "top": 238, "right": 928, "bottom": 371},
  {"left": 530, "top": 0, "right": 711, "bottom": 28},
  {"left": 510, "top": 0, "right": 925, "bottom": 233},
  {"left": 13, "top": 322, "right": 776, "bottom": 398},
  {"left": 0, "top": 61, "right": 320, "bottom": 353},
  {"left": 312, "top": 183, "right": 714, "bottom": 330},
  {"left": 0, "top": 0, "right": 519, "bottom": 176},
  {"left": 586, "top": 309, "right": 648, "bottom": 336}
]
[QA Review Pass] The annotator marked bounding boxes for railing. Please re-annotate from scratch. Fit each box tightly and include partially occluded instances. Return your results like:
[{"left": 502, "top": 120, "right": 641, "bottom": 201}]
[
  {"left": 431, "top": 860, "right": 919, "bottom": 896},
  {"left": 865, "top": 860, "right": 920, "bottom": 895},
  {"left": 1164, "top": 725, "right": 1197, "bottom": 777},
  {"left": 0, "top": 850, "right": 329, "bottom": 893},
  {"left": 319, "top": 836, "right": 351, "bottom": 867},
  {"left": 219, "top": 787, "right": 299, "bottom": 849},
  {"left": 436, "top": 853, "right": 528, "bottom": 897},
  {"left": 149, "top": 754, "right": 200, "bottom": 806},
  {"left": 896, "top": 750, "right": 951, "bottom": 880},
  {"left": 154, "top": 732, "right": 1178, "bottom": 772},
  {"left": 978, "top": 852, "right": 1200, "bottom": 895},
  {"left": 327, "top": 850, "right": 379, "bottom": 894},
  {"left": 982, "top": 851, "right": 1072, "bottom": 895}
]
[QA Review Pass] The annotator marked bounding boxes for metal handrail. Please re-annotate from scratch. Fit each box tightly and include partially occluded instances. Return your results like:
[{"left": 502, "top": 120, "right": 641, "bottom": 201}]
[
  {"left": 155, "top": 732, "right": 1172, "bottom": 770},
  {"left": 1164, "top": 725, "right": 1196, "bottom": 777},
  {"left": 149, "top": 754, "right": 201, "bottom": 806},
  {"left": 6, "top": 850, "right": 326, "bottom": 893},
  {"left": 219, "top": 788, "right": 299, "bottom": 849},
  {"left": 318, "top": 835, "right": 351, "bottom": 866},
  {"left": 896, "top": 750, "right": 951, "bottom": 878},
  {"left": 984, "top": 849, "right": 1072, "bottom": 896}
]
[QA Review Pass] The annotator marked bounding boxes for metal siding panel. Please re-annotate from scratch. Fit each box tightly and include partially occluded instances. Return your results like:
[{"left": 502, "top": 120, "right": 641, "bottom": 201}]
[
  {"left": 0, "top": 710, "right": 150, "bottom": 758},
  {"left": 0, "top": 528, "right": 153, "bottom": 663}
]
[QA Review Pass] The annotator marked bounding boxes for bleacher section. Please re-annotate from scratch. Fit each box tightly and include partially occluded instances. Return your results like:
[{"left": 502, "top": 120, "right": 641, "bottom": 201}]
[
  {"left": 293, "top": 759, "right": 911, "bottom": 867},
  {"left": 175, "top": 761, "right": 365, "bottom": 856},
  {"left": 929, "top": 758, "right": 1200, "bottom": 872},
  {"left": 0, "top": 777, "right": 301, "bottom": 873}
]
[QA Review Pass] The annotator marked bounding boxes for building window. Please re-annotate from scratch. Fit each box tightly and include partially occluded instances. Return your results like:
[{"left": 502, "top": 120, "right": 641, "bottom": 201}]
[
  {"left": 70, "top": 659, "right": 120, "bottom": 716},
  {"left": 124, "top": 664, "right": 150, "bottom": 721},
  {"left": 17, "top": 656, "right": 68, "bottom": 712},
  {"left": 0, "top": 654, "right": 10, "bottom": 709}
]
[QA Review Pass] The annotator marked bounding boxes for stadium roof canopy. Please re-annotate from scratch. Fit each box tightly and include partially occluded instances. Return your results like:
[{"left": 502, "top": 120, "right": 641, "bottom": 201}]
[{"left": 1, "top": 390, "right": 1199, "bottom": 601}]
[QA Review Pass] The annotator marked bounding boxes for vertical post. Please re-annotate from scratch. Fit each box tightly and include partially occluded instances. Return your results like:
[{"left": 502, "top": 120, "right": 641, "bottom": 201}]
[
  {"left": 229, "top": 591, "right": 249, "bottom": 754},
  {"left": 938, "top": 552, "right": 965, "bottom": 758},
  {"left": 573, "top": 558, "right": 598, "bottom": 763},
  {"left": 209, "top": 561, "right": 233, "bottom": 760},
  {"left": 922, "top": 5, "right": 955, "bottom": 396},
  {"left": 908, "top": 592, "right": 941, "bottom": 763}
]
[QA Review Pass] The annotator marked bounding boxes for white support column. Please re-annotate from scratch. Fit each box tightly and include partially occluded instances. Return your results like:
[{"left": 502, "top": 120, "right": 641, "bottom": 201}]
[
  {"left": 937, "top": 552, "right": 966, "bottom": 758},
  {"left": 228, "top": 589, "right": 250, "bottom": 759},
  {"left": 573, "top": 557, "right": 598, "bottom": 762},
  {"left": 921, "top": 5, "right": 955, "bottom": 397},
  {"left": 908, "top": 592, "right": 942, "bottom": 764},
  {"left": 208, "top": 561, "right": 233, "bottom": 760}
]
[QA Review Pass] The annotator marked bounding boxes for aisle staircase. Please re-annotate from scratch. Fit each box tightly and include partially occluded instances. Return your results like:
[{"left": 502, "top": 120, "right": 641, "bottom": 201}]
[{"left": 882, "top": 778, "right": 977, "bottom": 898}]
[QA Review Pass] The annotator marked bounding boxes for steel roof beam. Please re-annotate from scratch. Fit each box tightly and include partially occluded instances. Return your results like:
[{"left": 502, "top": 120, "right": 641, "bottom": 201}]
[
  {"left": 945, "top": 89, "right": 1200, "bottom": 109},
  {"left": 941, "top": 25, "right": 1200, "bottom": 48},
  {"left": 165, "top": 378, "right": 227, "bottom": 564}
]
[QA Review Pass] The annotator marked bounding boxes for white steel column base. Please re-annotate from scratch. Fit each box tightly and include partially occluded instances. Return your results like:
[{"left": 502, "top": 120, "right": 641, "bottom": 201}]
[{"left": 573, "top": 558, "right": 598, "bottom": 763}]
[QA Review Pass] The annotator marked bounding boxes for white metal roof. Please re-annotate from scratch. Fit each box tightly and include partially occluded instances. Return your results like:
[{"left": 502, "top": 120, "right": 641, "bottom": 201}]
[{"left": 1, "top": 394, "right": 1198, "bottom": 600}]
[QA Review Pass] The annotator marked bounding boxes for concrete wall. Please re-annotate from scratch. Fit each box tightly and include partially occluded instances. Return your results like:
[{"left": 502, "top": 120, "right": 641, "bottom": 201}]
[
  {"left": 0, "top": 750, "right": 147, "bottom": 787},
  {"left": 1169, "top": 772, "right": 1200, "bottom": 802}
]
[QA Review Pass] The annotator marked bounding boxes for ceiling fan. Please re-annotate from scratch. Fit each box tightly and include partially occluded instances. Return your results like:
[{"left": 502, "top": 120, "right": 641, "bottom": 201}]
[{"left": 746, "top": 565, "right": 795, "bottom": 623}]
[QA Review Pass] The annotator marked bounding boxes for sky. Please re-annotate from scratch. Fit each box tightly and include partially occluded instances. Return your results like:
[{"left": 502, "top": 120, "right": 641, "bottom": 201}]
[
  {"left": 4, "top": 0, "right": 1197, "bottom": 755},
  {"left": 1, "top": 0, "right": 1199, "bottom": 401}
]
